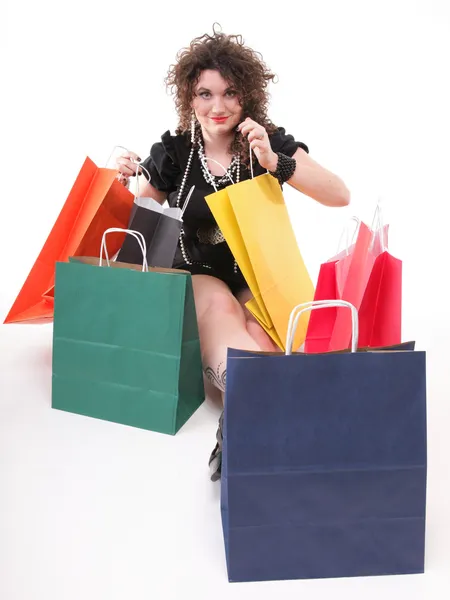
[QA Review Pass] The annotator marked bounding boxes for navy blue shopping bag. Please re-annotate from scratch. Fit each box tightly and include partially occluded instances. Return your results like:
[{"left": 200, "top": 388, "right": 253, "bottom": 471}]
[
  {"left": 222, "top": 301, "right": 427, "bottom": 583},
  {"left": 227, "top": 340, "right": 416, "bottom": 360}
]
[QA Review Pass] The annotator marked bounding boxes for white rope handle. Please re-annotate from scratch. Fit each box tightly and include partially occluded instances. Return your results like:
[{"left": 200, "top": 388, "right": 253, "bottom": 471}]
[
  {"left": 336, "top": 217, "right": 361, "bottom": 256},
  {"left": 181, "top": 185, "right": 195, "bottom": 216},
  {"left": 285, "top": 300, "right": 359, "bottom": 355},
  {"left": 105, "top": 145, "right": 133, "bottom": 169},
  {"left": 100, "top": 228, "right": 149, "bottom": 272},
  {"left": 200, "top": 156, "right": 235, "bottom": 192},
  {"left": 286, "top": 300, "right": 335, "bottom": 355},
  {"left": 133, "top": 162, "right": 150, "bottom": 201},
  {"left": 199, "top": 143, "right": 258, "bottom": 188},
  {"left": 131, "top": 159, "right": 194, "bottom": 217},
  {"left": 369, "top": 198, "right": 386, "bottom": 252},
  {"left": 247, "top": 143, "right": 271, "bottom": 179},
  {"left": 370, "top": 198, "right": 382, "bottom": 231},
  {"left": 105, "top": 146, "right": 143, "bottom": 190}
]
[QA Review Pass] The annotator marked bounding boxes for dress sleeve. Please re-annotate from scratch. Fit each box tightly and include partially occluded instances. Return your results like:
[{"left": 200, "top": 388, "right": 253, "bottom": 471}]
[
  {"left": 269, "top": 127, "right": 309, "bottom": 157},
  {"left": 140, "top": 130, "right": 180, "bottom": 193}
]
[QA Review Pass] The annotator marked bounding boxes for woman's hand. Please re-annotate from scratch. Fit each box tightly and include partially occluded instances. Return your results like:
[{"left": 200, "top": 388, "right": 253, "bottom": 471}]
[
  {"left": 237, "top": 117, "right": 278, "bottom": 171},
  {"left": 115, "top": 150, "right": 142, "bottom": 186}
]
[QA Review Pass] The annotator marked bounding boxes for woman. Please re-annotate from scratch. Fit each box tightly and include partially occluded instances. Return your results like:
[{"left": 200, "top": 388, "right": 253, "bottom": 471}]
[{"left": 115, "top": 27, "right": 350, "bottom": 480}]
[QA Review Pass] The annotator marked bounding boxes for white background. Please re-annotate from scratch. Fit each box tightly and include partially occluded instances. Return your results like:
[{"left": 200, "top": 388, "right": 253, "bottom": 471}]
[{"left": 1, "top": 0, "right": 450, "bottom": 598}]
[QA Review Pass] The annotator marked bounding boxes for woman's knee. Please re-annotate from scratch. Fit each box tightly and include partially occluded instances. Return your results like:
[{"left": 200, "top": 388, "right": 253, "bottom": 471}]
[
  {"left": 192, "top": 275, "right": 244, "bottom": 323},
  {"left": 201, "top": 290, "right": 243, "bottom": 322}
]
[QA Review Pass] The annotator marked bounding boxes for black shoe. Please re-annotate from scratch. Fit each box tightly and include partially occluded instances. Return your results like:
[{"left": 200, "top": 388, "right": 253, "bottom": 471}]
[{"left": 208, "top": 411, "right": 224, "bottom": 482}]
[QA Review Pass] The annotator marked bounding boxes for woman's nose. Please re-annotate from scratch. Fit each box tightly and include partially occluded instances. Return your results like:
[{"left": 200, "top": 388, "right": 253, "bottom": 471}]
[{"left": 211, "top": 97, "right": 225, "bottom": 113}]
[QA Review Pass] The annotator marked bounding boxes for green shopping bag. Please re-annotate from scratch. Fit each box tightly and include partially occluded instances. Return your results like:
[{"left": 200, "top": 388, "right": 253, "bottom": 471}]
[{"left": 52, "top": 228, "right": 205, "bottom": 435}]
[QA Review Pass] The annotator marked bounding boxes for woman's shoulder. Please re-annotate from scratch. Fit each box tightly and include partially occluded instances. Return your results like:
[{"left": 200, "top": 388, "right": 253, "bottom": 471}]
[
  {"left": 141, "top": 130, "right": 188, "bottom": 192},
  {"left": 151, "top": 130, "right": 190, "bottom": 162}
]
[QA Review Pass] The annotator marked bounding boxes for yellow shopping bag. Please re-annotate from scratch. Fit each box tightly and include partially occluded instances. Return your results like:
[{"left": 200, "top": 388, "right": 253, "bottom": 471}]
[
  {"left": 205, "top": 188, "right": 272, "bottom": 327},
  {"left": 206, "top": 173, "right": 314, "bottom": 351}
]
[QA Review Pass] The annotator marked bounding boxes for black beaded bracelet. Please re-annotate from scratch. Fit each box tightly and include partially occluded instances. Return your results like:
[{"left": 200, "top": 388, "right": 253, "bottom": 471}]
[{"left": 269, "top": 152, "right": 297, "bottom": 185}]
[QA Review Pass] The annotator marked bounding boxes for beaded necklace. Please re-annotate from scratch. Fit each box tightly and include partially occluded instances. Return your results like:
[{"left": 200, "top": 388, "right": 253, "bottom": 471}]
[{"left": 176, "top": 134, "right": 240, "bottom": 273}]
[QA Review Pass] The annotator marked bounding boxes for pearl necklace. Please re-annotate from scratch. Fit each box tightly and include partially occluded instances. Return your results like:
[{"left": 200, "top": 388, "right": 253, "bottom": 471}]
[
  {"left": 197, "top": 137, "right": 240, "bottom": 188},
  {"left": 176, "top": 135, "right": 239, "bottom": 274}
]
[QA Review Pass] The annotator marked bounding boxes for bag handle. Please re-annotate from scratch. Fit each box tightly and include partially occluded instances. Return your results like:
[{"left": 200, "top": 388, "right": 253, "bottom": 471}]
[
  {"left": 201, "top": 144, "right": 258, "bottom": 190},
  {"left": 134, "top": 163, "right": 151, "bottom": 200},
  {"left": 180, "top": 185, "right": 196, "bottom": 216},
  {"left": 199, "top": 156, "right": 235, "bottom": 192},
  {"left": 336, "top": 216, "right": 361, "bottom": 256},
  {"left": 249, "top": 146, "right": 254, "bottom": 180},
  {"left": 370, "top": 198, "right": 387, "bottom": 252},
  {"left": 121, "top": 159, "right": 195, "bottom": 218},
  {"left": 105, "top": 145, "right": 135, "bottom": 170},
  {"left": 285, "top": 300, "right": 359, "bottom": 355},
  {"left": 99, "top": 228, "right": 149, "bottom": 272}
]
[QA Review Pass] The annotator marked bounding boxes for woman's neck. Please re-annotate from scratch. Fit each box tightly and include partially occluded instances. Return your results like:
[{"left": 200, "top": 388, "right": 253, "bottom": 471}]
[{"left": 201, "top": 128, "right": 235, "bottom": 156}]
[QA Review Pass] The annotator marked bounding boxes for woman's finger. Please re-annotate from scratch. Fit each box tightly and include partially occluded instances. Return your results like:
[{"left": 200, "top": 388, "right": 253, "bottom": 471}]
[
  {"left": 119, "top": 150, "right": 142, "bottom": 162},
  {"left": 239, "top": 123, "right": 256, "bottom": 137},
  {"left": 249, "top": 139, "right": 266, "bottom": 151},
  {"left": 242, "top": 124, "right": 266, "bottom": 140},
  {"left": 116, "top": 172, "right": 129, "bottom": 186},
  {"left": 116, "top": 156, "right": 140, "bottom": 168},
  {"left": 116, "top": 158, "right": 140, "bottom": 176},
  {"left": 116, "top": 165, "right": 135, "bottom": 177},
  {"left": 238, "top": 117, "right": 257, "bottom": 131},
  {"left": 248, "top": 129, "right": 266, "bottom": 143}
]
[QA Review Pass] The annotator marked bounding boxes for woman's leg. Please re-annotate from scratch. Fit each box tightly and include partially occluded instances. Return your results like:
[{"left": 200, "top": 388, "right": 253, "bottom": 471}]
[
  {"left": 192, "top": 276, "right": 283, "bottom": 481},
  {"left": 235, "top": 287, "right": 281, "bottom": 353},
  {"left": 193, "top": 275, "right": 267, "bottom": 481},
  {"left": 192, "top": 275, "right": 264, "bottom": 392}
]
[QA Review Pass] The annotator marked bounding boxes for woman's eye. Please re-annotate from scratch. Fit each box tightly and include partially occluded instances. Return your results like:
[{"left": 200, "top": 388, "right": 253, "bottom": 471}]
[
  {"left": 226, "top": 91, "right": 237, "bottom": 97},
  {"left": 200, "top": 92, "right": 211, "bottom": 99}
]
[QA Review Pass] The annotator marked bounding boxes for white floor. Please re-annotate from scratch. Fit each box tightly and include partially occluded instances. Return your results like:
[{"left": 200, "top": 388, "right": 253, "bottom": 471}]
[{"left": 1, "top": 323, "right": 449, "bottom": 600}]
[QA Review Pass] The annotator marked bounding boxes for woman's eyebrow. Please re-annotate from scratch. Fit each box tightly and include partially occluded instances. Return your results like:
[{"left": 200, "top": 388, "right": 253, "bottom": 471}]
[{"left": 196, "top": 87, "right": 236, "bottom": 93}]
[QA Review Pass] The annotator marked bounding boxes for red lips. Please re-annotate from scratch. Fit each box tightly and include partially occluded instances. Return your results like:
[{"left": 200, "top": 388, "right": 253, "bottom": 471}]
[{"left": 211, "top": 117, "right": 228, "bottom": 123}]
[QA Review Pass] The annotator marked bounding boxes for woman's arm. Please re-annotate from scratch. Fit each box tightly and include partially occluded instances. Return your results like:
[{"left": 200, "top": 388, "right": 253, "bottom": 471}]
[
  {"left": 116, "top": 152, "right": 168, "bottom": 205},
  {"left": 270, "top": 149, "right": 351, "bottom": 208},
  {"left": 238, "top": 118, "right": 350, "bottom": 208}
]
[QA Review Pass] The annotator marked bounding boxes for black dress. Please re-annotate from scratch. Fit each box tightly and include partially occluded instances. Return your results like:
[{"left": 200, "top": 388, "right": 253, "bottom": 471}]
[{"left": 141, "top": 127, "right": 309, "bottom": 295}]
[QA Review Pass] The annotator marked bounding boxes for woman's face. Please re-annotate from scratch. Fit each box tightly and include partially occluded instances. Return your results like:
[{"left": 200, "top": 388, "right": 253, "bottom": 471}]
[{"left": 191, "top": 69, "right": 243, "bottom": 138}]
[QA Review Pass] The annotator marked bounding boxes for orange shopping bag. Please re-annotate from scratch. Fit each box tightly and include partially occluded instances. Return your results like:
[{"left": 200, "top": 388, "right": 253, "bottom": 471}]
[{"left": 4, "top": 157, "right": 134, "bottom": 324}]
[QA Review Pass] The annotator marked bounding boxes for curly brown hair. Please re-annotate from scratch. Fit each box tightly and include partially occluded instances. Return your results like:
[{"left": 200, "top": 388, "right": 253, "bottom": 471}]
[{"left": 164, "top": 25, "right": 278, "bottom": 166}]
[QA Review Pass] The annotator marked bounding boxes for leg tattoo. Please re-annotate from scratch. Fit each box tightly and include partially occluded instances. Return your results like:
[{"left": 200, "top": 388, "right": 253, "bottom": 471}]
[{"left": 204, "top": 361, "right": 227, "bottom": 392}]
